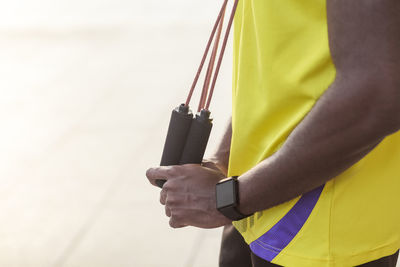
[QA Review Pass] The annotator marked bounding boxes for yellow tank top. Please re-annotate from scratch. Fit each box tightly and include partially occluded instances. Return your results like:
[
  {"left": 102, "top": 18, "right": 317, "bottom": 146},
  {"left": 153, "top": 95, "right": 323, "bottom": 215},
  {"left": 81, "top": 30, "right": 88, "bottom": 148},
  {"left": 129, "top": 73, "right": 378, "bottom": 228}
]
[{"left": 228, "top": 0, "right": 400, "bottom": 266}]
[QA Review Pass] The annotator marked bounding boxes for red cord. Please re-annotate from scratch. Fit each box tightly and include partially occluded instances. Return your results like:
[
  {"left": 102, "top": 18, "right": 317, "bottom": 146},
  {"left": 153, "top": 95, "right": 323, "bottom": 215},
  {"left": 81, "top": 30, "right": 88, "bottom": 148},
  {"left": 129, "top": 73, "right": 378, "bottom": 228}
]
[
  {"left": 185, "top": 0, "right": 228, "bottom": 107},
  {"left": 205, "top": 0, "right": 239, "bottom": 111},
  {"left": 184, "top": 0, "right": 239, "bottom": 112},
  {"left": 198, "top": 4, "right": 227, "bottom": 112}
]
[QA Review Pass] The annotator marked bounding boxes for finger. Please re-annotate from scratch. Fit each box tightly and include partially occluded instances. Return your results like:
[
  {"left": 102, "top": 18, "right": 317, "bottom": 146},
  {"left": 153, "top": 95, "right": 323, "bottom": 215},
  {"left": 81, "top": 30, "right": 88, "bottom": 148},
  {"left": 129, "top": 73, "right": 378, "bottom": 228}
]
[
  {"left": 169, "top": 216, "right": 187, "bottom": 229},
  {"left": 146, "top": 166, "right": 178, "bottom": 186},
  {"left": 165, "top": 206, "right": 171, "bottom": 217},
  {"left": 160, "top": 189, "right": 167, "bottom": 205}
]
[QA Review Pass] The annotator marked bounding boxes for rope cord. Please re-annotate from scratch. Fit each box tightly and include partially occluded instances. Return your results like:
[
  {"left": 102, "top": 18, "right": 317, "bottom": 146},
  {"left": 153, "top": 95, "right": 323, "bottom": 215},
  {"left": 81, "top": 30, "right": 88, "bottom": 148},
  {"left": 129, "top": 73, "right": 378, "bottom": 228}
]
[
  {"left": 185, "top": 0, "right": 228, "bottom": 107},
  {"left": 205, "top": 0, "right": 239, "bottom": 111},
  {"left": 198, "top": 3, "right": 227, "bottom": 112},
  {"left": 184, "top": 0, "right": 239, "bottom": 112}
]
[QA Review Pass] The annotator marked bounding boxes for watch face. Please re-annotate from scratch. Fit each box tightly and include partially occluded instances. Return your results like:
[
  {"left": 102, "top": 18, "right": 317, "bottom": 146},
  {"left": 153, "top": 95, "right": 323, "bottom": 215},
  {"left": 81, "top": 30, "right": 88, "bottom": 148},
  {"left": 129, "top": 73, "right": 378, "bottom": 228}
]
[{"left": 216, "top": 179, "right": 236, "bottom": 209}]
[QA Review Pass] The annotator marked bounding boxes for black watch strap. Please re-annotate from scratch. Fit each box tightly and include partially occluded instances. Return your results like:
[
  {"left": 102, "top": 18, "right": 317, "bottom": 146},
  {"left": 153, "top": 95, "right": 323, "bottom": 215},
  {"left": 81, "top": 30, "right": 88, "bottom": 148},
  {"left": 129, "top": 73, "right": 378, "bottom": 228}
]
[{"left": 219, "top": 205, "right": 249, "bottom": 221}]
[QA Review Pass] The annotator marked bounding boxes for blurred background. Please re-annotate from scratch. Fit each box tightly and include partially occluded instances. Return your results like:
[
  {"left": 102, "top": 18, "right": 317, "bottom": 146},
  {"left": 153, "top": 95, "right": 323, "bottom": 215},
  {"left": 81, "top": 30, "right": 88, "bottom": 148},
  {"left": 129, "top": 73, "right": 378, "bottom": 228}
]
[{"left": 0, "top": 0, "right": 232, "bottom": 266}]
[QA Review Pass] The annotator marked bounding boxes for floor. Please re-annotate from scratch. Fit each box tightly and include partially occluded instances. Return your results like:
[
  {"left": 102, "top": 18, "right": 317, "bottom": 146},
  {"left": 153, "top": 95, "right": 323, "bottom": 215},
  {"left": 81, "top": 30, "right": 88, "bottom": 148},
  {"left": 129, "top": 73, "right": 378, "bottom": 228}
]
[{"left": 0, "top": 1, "right": 232, "bottom": 266}]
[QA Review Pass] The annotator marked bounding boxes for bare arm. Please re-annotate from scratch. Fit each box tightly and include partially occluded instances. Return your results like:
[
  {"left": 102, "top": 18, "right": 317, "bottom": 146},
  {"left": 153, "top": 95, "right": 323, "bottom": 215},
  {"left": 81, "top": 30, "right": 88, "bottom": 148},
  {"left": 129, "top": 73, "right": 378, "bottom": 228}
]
[
  {"left": 206, "top": 117, "right": 232, "bottom": 176},
  {"left": 237, "top": 0, "right": 400, "bottom": 215}
]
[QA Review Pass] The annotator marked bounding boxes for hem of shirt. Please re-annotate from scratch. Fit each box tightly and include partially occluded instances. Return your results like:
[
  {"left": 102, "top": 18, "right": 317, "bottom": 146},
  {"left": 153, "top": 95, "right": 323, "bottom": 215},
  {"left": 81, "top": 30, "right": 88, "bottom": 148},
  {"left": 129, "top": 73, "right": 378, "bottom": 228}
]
[{"left": 271, "top": 242, "right": 400, "bottom": 267}]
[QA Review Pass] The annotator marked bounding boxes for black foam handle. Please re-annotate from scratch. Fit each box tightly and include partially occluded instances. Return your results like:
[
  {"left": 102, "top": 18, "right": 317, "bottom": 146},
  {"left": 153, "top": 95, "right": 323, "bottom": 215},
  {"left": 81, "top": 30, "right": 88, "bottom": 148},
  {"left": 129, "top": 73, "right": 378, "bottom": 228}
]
[
  {"left": 179, "top": 109, "right": 213, "bottom": 165},
  {"left": 157, "top": 104, "right": 193, "bottom": 188}
]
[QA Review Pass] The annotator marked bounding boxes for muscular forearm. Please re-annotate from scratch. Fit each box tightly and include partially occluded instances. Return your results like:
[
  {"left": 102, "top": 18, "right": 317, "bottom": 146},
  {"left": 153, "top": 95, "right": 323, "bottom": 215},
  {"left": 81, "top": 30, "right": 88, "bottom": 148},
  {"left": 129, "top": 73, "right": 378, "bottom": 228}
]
[
  {"left": 237, "top": 0, "right": 400, "bottom": 216},
  {"left": 238, "top": 77, "right": 395, "bottom": 215}
]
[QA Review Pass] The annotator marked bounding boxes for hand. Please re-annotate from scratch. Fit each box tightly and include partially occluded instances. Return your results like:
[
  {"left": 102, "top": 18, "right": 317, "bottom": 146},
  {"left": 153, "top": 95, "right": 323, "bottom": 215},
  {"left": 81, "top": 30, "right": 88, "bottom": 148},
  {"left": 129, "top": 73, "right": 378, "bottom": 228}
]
[{"left": 146, "top": 164, "right": 232, "bottom": 229}]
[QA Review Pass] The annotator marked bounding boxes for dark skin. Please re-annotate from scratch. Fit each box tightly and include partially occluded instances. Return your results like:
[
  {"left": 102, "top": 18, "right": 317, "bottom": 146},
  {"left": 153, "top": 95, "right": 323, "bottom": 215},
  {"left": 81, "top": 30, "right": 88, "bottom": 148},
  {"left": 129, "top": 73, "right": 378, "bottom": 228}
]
[{"left": 146, "top": 0, "right": 400, "bottom": 228}]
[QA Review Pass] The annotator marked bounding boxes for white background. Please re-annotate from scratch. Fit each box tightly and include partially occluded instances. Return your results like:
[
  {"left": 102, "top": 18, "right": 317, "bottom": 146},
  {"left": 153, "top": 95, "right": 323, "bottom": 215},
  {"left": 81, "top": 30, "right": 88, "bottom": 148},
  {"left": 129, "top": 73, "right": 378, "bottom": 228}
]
[{"left": 0, "top": 0, "right": 232, "bottom": 266}]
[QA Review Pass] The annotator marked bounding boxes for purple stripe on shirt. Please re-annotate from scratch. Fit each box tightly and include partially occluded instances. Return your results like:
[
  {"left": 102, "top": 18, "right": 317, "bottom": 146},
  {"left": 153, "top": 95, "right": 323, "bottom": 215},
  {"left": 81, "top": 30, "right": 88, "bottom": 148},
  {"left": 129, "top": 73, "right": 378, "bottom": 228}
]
[{"left": 249, "top": 185, "right": 325, "bottom": 262}]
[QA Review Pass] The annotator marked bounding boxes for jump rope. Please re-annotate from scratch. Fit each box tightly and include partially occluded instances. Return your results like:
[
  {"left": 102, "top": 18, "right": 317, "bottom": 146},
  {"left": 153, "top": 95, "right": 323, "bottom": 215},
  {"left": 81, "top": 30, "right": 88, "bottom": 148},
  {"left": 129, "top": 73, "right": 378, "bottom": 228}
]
[{"left": 157, "top": 0, "right": 239, "bottom": 188}]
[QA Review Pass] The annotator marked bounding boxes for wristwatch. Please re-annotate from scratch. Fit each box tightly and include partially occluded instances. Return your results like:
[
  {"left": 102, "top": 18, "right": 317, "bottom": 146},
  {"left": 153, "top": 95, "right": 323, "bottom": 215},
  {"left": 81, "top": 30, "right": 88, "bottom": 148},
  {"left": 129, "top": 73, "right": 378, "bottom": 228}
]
[{"left": 215, "top": 176, "right": 251, "bottom": 221}]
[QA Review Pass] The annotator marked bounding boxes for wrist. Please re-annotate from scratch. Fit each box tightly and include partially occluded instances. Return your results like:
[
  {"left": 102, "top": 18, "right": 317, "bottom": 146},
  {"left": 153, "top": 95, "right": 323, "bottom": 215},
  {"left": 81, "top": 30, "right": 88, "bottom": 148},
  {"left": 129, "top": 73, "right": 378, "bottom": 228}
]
[
  {"left": 215, "top": 176, "right": 252, "bottom": 221},
  {"left": 237, "top": 176, "right": 252, "bottom": 216},
  {"left": 205, "top": 156, "right": 229, "bottom": 176}
]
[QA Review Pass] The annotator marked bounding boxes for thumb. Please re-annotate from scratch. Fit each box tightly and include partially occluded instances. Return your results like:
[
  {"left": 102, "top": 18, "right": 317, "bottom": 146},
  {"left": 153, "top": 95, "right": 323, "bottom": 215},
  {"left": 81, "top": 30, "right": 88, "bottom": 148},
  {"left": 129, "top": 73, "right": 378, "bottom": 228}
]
[{"left": 146, "top": 166, "right": 176, "bottom": 186}]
